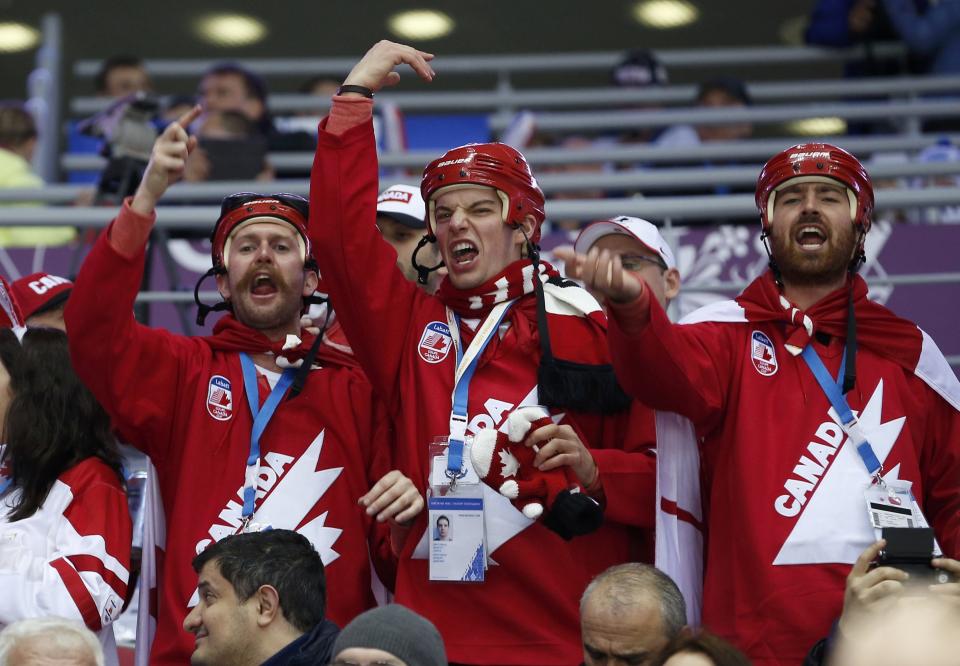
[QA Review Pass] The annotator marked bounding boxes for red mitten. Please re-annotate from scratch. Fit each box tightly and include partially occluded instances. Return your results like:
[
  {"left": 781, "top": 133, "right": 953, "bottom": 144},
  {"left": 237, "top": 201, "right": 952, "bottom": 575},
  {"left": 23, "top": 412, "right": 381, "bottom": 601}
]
[{"left": 471, "top": 407, "right": 603, "bottom": 539}]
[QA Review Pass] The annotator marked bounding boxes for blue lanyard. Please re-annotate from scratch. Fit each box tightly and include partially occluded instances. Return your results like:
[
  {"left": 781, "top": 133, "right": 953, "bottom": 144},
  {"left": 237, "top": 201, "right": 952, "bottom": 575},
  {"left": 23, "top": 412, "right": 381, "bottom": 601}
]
[
  {"left": 239, "top": 353, "right": 296, "bottom": 519},
  {"left": 0, "top": 476, "right": 11, "bottom": 495},
  {"left": 447, "top": 303, "right": 514, "bottom": 479},
  {"left": 800, "top": 344, "right": 882, "bottom": 477}
]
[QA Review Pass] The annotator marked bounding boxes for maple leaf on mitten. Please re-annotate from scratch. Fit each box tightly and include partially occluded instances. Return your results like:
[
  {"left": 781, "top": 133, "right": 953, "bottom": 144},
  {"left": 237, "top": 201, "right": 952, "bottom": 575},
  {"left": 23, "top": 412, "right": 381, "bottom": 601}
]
[{"left": 470, "top": 406, "right": 603, "bottom": 539}]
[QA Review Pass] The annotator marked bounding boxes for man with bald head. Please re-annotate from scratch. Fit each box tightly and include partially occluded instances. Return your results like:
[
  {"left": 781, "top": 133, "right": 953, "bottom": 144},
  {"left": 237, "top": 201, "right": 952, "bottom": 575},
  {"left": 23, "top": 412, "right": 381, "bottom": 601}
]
[
  {"left": 580, "top": 563, "right": 687, "bottom": 666},
  {"left": 0, "top": 618, "right": 103, "bottom": 666}
]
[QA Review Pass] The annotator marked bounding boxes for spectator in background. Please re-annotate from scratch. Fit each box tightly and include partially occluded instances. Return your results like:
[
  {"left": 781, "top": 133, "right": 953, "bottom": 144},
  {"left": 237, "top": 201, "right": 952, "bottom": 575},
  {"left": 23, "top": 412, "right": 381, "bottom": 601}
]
[
  {"left": 184, "top": 530, "right": 339, "bottom": 666},
  {"left": 199, "top": 63, "right": 272, "bottom": 136},
  {"left": 911, "top": 139, "right": 960, "bottom": 223},
  {"left": 183, "top": 110, "right": 273, "bottom": 182},
  {"left": 300, "top": 76, "right": 341, "bottom": 100},
  {"left": 94, "top": 55, "right": 152, "bottom": 99},
  {"left": 0, "top": 102, "right": 40, "bottom": 190},
  {"left": 573, "top": 217, "right": 680, "bottom": 312},
  {"left": 612, "top": 49, "right": 669, "bottom": 144},
  {"left": 882, "top": 0, "right": 960, "bottom": 75},
  {"left": 200, "top": 63, "right": 315, "bottom": 153},
  {"left": 161, "top": 94, "right": 200, "bottom": 124},
  {"left": 657, "top": 78, "right": 753, "bottom": 148},
  {"left": 650, "top": 632, "right": 751, "bottom": 666},
  {"left": 0, "top": 328, "right": 131, "bottom": 666},
  {"left": 331, "top": 604, "right": 447, "bottom": 666},
  {"left": 560, "top": 143, "right": 960, "bottom": 664},
  {"left": 10, "top": 273, "right": 72, "bottom": 330},
  {"left": 580, "top": 563, "right": 688, "bottom": 666},
  {"left": 0, "top": 102, "right": 77, "bottom": 245},
  {"left": 376, "top": 183, "right": 443, "bottom": 292},
  {"left": 0, "top": 617, "right": 104, "bottom": 666}
]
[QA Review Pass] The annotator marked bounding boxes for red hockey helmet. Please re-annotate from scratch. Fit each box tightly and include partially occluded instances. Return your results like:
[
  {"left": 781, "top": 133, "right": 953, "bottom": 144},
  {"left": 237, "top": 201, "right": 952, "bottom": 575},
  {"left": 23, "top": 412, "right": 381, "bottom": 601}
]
[
  {"left": 210, "top": 193, "right": 313, "bottom": 273},
  {"left": 756, "top": 143, "right": 874, "bottom": 234},
  {"left": 421, "top": 142, "right": 546, "bottom": 243}
]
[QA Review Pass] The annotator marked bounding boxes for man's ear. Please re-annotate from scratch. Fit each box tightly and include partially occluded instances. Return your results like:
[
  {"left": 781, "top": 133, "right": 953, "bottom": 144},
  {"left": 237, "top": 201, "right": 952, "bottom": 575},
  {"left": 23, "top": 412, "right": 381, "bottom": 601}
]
[
  {"left": 664, "top": 268, "right": 681, "bottom": 302},
  {"left": 215, "top": 273, "right": 231, "bottom": 301},
  {"left": 512, "top": 214, "right": 537, "bottom": 248},
  {"left": 254, "top": 584, "right": 282, "bottom": 627},
  {"left": 302, "top": 270, "right": 319, "bottom": 297}
]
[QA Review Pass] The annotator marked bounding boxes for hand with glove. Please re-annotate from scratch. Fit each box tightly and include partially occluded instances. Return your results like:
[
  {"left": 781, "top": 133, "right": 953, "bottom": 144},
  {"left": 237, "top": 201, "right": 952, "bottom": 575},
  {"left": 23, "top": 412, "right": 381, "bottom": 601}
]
[{"left": 470, "top": 406, "right": 603, "bottom": 540}]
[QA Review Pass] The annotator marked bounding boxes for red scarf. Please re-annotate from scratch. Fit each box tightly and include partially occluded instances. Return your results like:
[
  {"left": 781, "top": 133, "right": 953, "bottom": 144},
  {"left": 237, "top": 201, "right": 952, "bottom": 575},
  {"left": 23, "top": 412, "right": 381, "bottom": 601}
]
[
  {"left": 435, "top": 259, "right": 607, "bottom": 360},
  {"left": 202, "top": 315, "right": 356, "bottom": 369},
  {"left": 436, "top": 259, "right": 562, "bottom": 319},
  {"left": 736, "top": 271, "right": 923, "bottom": 372}
]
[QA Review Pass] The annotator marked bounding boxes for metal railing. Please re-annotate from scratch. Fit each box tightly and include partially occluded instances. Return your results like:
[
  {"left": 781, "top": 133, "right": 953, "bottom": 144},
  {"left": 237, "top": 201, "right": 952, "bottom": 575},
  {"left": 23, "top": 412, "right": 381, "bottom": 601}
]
[
  {"left": 9, "top": 159, "right": 960, "bottom": 203},
  {"left": 73, "top": 43, "right": 908, "bottom": 79},
  {"left": 57, "top": 133, "right": 960, "bottom": 175},
  {"left": 69, "top": 74, "right": 960, "bottom": 116},
  {"left": 3, "top": 186, "right": 960, "bottom": 226}
]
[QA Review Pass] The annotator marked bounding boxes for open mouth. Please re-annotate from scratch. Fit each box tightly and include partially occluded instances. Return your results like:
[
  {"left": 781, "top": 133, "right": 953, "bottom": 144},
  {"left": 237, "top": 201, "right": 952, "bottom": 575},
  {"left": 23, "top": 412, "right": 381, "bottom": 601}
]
[
  {"left": 250, "top": 273, "right": 278, "bottom": 297},
  {"left": 449, "top": 241, "right": 479, "bottom": 266},
  {"left": 795, "top": 225, "right": 827, "bottom": 250}
]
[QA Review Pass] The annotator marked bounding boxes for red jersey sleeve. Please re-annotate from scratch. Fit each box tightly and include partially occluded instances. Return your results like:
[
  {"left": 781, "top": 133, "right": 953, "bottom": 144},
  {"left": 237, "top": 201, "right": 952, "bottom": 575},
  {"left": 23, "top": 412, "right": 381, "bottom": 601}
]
[
  {"left": 608, "top": 293, "right": 733, "bottom": 434},
  {"left": 64, "top": 202, "right": 202, "bottom": 465},
  {"left": 310, "top": 116, "right": 425, "bottom": 406}
]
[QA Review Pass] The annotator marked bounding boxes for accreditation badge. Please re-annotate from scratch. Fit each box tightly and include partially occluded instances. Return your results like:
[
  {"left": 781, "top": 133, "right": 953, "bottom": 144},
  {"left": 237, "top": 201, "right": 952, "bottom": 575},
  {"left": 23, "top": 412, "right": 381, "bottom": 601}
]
[{"left": 427, "top": 436, "right": 486, "bottom": 582}]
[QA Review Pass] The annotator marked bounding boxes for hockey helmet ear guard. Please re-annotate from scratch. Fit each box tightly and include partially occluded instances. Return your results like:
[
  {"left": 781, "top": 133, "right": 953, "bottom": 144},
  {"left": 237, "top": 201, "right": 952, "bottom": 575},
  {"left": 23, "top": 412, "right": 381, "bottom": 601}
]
[
  {"left": 195, "top": 192, "right": 318, "bottom": 325},
  {"left": 756, "top": 143, "right": 874, "bottom": 234},
  {"left": 420, "top": 142, "right": 546, "bottom": 243}
]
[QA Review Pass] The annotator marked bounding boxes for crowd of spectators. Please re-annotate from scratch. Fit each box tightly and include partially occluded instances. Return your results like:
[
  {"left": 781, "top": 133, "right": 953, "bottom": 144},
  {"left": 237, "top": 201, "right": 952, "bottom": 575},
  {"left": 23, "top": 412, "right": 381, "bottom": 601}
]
[{"left": 0, "top": 31, "right": 958, "bottom": 666}]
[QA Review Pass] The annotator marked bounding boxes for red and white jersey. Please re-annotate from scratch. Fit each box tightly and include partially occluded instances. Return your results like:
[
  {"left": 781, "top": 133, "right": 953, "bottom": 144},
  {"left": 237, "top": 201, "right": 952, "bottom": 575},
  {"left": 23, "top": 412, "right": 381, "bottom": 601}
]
[
  {"left": 609, "top": 293, "right": 960, "bottom": 665},
  {"left": 0, "top": 455, "right": 132, "bottom": 666},
  {"left": 65, "top": 209, "right": 395, "bottom": 666},
  {"left": 310, "top": 117, "right": 654, "bottom": 665}
]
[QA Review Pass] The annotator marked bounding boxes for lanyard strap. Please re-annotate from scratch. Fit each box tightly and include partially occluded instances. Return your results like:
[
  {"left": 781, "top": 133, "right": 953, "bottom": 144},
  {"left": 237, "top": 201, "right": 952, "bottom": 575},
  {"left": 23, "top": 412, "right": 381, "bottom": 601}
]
[
  {"left": 800, "top": 344, "right": 882, "bottom": 478},
  {"left": 239, "top": 353, "right": 296, "bottom": 519},
  {"left": 0, "top": 476, "right": 11, "bottom": 495},
  {"left": 445, "top": 301, "right": 514, "bottom": 477}
]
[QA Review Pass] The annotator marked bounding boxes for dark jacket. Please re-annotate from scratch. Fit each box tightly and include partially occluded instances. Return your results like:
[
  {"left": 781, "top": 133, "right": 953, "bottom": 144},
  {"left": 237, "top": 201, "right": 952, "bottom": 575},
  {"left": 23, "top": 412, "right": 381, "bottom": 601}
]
[{"left": 261, "top": 619, "right": 340, "bottom": 666}]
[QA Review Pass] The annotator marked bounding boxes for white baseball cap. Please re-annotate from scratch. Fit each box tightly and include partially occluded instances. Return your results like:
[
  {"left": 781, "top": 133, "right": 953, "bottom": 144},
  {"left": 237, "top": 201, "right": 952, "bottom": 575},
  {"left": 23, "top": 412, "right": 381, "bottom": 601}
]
[
  {"left": 376, "top": 184, "right": 427, "bottom": 229},
  {"left": 574, "top": 216, "right": 676, "bottom": 270}
]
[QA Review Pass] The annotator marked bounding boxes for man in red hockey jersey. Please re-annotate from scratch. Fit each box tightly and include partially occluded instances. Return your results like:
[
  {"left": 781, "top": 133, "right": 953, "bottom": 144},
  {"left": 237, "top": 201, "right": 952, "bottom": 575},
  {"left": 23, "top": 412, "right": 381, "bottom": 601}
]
[
  {"left": 64, "top": 106, "right": 422, "bottom": 665},
  {"left": 309, "top": 41, "right": 654, "bottom": 665},
  {"left": 558, "top": 143, "right": 960, "bottom": 664}
]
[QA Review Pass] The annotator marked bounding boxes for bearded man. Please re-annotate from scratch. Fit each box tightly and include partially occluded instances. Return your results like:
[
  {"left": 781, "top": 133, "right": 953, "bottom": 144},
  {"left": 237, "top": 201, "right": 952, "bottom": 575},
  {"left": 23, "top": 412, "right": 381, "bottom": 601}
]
[
  {"left": 65, "top": 106, "right": 421, "bottom": 665},
  {"left": 558, "top": 144, "right": 960, "bottom": 665}
]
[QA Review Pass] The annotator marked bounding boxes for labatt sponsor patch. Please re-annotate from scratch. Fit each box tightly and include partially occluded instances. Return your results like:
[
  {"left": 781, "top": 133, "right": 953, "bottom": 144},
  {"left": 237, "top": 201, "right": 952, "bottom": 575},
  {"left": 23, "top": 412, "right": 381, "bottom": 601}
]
[
  {"left": 206, "top": 375, "right": 234, "bottom": 420},
  {"left": 750, "top": 330, "right": 778, "bottom": 376},
  {"left": 418, "top": 321, "right": 453, "bottom": 363}
]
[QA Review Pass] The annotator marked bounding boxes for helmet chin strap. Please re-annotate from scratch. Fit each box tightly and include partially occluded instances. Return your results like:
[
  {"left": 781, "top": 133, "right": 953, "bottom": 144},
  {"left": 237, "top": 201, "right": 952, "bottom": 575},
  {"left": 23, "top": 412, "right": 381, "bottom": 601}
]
[
  {"left": 411, "top": 235, "right": 445, "bottom": 286},
  {"left": 847, "top": 227, "right": 867, "bottom": 275},
  {"left": 194, "top": 267, "right": 231, "bottom": 326},
  {"left": 759, "top": 228, "right": 784, "bottom": 290}
]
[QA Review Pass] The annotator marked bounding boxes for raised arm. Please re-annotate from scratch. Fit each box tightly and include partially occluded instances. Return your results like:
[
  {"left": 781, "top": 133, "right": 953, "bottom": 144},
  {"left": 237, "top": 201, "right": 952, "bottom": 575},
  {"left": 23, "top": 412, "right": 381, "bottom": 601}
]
[
  {"left": 309, "top": 42, "right": 437, "bottom": 400},
  {"left": 65, "top": 108, "right": 205, "bottom": 463}
]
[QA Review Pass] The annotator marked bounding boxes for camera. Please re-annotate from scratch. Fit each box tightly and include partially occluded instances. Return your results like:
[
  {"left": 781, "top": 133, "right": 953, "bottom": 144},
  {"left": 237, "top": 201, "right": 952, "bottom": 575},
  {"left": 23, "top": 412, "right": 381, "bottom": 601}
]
[
  {"left": 877, "top": 527, "right": 952, "bottom": 585},
  {"left": 78, "top": 92, "right": 160, "bottom": 202}
]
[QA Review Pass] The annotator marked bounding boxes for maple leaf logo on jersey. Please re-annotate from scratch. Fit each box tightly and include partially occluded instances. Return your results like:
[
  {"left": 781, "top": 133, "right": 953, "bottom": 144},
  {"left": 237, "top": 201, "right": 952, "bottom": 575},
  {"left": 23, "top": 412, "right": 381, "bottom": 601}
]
[
  {"left": 498, "top": 448, "right": 520, "bottom": 478},
  {"left": 773, "top": 380, "right": 906, "bottom": 566},
  {"left": 190, "top": 431, "right": 343, "bottom": 606}
]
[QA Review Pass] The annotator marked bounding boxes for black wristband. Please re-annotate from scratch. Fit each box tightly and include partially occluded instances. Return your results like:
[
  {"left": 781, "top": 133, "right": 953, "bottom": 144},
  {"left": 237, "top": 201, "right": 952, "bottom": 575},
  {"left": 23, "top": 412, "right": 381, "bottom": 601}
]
[{"left": 336, "top": 84, "right": 374, "bottom": 99}]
